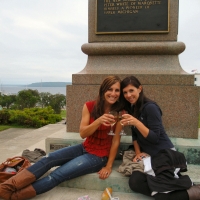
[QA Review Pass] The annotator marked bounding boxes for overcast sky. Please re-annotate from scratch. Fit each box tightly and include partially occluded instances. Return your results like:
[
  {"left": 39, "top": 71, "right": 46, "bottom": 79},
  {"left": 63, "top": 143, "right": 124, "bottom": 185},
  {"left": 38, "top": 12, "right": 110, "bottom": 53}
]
[{"left": 0, "top": 0, "right": 199, "bottom": 85}]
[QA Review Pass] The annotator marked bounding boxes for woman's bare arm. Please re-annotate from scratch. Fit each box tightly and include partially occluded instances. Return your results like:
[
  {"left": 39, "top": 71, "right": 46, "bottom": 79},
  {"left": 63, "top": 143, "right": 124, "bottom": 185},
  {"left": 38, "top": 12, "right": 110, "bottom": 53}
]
[
  {"left": 79, "top": 104, "right": 115, "bottom": 139},
  {"left": 98, "top": 122, "right": 121, "bottom": 179}
]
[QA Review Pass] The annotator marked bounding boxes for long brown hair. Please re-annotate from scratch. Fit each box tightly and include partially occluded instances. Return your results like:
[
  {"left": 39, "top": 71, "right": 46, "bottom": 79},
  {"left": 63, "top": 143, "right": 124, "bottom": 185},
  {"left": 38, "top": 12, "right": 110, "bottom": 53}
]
[{"left": 91, "top": 76, "right": 123, "bottom": 119}]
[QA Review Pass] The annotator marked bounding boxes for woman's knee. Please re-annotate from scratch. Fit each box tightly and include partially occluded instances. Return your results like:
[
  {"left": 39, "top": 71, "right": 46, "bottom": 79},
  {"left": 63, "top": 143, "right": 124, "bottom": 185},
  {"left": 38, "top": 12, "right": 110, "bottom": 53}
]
[
  {"left": 129, "top": 171, "right": 145, "bottom": 191},
  {"left": 129, "top": 171, "right": 152, "bottom": 196}
]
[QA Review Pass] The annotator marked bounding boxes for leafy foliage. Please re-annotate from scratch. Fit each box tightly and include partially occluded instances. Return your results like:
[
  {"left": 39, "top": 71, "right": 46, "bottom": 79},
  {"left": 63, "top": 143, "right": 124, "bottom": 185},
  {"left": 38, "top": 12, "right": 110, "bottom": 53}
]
[
  {"left": 1, "top": 107, "right": 62, "bottom": 128},
  {"left": 16, "top": 89, "right": 40, "bottom": 109},
  {"left": 49, "top": 94, "right": 66, "bottom": 114},
  {"left": 0, "top": 109, "right": 10, "bottom": 124},
  {"left": 0, "top": 93, "right": 16, "bottom": 109},
  {"left": 39, "top": 92, "right": 52, "bottom": 108},
  {"left": 0, "top": 89, "right": 66, "bottom": 114},
  {"left": 0, "top": 89, "right": 65, "bottom": 128}
]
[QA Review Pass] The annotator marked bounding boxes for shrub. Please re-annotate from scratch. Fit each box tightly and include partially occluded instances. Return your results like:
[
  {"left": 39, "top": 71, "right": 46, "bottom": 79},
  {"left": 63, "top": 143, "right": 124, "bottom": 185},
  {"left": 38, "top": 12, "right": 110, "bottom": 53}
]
[
  {"left": 4, "top": 107, "right": 62, "bottom": 128},
  {"left": 47, "top": 114, "right": 62, "bottom": 124},
  {"left": 9, "top": 110, "right": 28, "bottom": 125},
  {"left": 0, "top": 109, "right": 11, "bottom": 124}
]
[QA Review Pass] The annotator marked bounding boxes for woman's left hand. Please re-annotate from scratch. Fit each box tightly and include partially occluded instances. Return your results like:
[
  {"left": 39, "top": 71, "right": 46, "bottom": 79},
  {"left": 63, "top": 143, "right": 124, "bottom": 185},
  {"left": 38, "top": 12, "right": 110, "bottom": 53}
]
[
  {"left": 133, "top": 152, "right": 148, "bottom": 162},
  {"left": 120, "top": 114, "right": 138, "bottom": 126},
  {"left": 98, "top": 167, "right": 112, "bottom": 180}
]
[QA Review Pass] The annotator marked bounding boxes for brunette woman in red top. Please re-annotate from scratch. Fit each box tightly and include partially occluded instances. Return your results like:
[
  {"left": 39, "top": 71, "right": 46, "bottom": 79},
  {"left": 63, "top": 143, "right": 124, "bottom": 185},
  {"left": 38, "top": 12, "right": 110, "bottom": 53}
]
[{"left": 0, "top": 76, "right": 123, "bottom": 200}]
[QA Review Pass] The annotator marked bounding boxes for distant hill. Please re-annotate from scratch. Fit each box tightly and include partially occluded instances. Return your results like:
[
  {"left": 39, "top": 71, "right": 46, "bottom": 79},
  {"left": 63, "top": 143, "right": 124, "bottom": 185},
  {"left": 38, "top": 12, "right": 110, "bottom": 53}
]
[{"left": 28, "top": 82, "right": 72, "bottom": 87}]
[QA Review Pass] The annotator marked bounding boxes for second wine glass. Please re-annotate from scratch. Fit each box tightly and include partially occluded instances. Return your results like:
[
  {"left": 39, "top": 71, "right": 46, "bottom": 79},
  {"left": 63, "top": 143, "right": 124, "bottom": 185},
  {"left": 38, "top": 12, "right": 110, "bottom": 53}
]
[
  {"left": 119, "top": 110, "right": 128, "bottom": 136},
  {"left": 108, "top": 111, "right": 118, "bottom": 135}
]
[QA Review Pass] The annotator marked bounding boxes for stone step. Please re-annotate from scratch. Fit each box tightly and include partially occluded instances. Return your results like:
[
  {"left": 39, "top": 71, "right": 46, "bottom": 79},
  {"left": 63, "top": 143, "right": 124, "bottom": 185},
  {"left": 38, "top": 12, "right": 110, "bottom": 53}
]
[
  {"left": 58, "top": 160, "right": 200, "bottom": 193},
  {"left": 45, "top": 131, "right": 200, "bottom": 164},
  {"left": 45, "top": 131, "right": 200, "bottom": 194},
  {"left": 170, "top": 134, "right": 200, "bottom": 165},
  {"left": 31, "top": 186, "right": 152, "bottom": 200}
]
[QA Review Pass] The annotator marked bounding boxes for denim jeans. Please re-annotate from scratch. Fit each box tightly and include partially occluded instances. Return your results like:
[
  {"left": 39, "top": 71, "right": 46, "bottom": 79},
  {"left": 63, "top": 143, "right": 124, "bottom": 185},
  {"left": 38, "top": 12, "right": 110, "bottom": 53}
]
[{"left": 28, "top": 144, "right": 108, "bottom": 195}]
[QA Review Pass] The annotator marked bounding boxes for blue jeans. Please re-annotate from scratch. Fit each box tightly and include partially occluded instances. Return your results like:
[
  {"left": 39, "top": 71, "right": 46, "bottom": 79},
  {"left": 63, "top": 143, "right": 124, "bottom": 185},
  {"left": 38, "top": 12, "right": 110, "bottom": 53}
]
[{"left": 28, "top": 144, "right": 108, "bottom": 195}]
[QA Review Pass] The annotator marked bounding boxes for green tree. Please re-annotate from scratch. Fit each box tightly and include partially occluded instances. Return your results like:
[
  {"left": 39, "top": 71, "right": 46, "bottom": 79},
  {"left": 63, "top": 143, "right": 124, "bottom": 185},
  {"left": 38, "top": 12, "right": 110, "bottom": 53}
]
[
  {"left": 39, "top": 92, "right": 52, "bottom": 108},
  {"left": 16, "top": 89, "right": 40, "bottom": 109},
  {"left": 49, "top": 94, "right": 66, "bottom": 114},
  {"left": 0, "top": 94, "right": 17, "bottom": 109}
]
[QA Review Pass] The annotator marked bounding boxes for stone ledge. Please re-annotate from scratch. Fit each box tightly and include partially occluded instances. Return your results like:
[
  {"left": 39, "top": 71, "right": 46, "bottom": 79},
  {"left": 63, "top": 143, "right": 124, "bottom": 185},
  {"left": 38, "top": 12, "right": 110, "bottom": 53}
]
[
  {"left": 45, "top": 131, "right": 200, "bottom": 164},
  {"left": 81, "top": 42, "right": 185, "bottom": 55},
  {"left": 72, "top": 74, "right": 195, "bottom": 85}
]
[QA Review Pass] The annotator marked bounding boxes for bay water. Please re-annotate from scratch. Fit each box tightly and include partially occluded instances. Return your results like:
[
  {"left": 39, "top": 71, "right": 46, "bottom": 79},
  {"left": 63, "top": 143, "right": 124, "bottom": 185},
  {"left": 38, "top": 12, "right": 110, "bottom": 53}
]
[{"left": 0, "top": 85, "right": 67, "bottom": 95}]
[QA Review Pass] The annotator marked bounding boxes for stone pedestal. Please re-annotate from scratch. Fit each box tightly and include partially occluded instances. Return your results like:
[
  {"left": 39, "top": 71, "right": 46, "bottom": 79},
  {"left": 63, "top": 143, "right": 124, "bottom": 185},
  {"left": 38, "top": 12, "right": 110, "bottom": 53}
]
[{"left": 66, "top": 0, "right": 199, "bottom": 139}]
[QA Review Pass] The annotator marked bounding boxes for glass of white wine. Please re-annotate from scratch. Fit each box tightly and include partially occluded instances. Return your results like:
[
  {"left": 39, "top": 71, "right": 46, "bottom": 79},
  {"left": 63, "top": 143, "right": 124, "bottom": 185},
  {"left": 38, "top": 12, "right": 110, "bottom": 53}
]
[
  {"left": 108, "top": 111, "right": 118, "bottom": 135},
  {"left": 118, "top": 110, "right": 128, "bottom": 136}
]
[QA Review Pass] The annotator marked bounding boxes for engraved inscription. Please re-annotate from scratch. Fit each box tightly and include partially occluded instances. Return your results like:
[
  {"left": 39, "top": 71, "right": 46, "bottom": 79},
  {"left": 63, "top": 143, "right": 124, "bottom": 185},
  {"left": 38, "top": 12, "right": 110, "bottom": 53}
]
[
  {"left": 103, "top": 0, "right": 162, "bottom": 15},
  {"left": 50, "top": 144, "right": 70, "bottom": 151},
  {"left": 96, "top": 0, "right": 169, "bottom": 34}
]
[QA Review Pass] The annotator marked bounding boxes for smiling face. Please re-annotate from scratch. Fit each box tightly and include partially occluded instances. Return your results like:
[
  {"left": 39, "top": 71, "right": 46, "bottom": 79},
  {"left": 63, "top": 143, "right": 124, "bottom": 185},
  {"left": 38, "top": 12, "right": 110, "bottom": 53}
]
[
  {"left": 122, "top": 84, "right": 142, "bottom": 105},
  {"left": 104, "top": 82, "right": 120, "bottom": 105}
]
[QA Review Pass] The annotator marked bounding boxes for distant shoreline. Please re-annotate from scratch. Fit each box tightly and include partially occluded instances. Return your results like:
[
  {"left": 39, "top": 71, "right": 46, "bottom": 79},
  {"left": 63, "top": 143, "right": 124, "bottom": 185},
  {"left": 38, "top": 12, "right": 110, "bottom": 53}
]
[{"left": 3, "top": 82, "right": 72, "bottom": 87}]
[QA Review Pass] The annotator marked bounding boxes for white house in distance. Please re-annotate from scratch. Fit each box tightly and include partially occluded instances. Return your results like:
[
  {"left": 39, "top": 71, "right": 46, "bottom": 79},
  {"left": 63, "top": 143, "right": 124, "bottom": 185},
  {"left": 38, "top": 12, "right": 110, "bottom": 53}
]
[
  {"left": 194, "top": 74, "right": 200, "bottom": 86},
  {"left": 191, "top": 69, "right": 200, "bottom": 86}
]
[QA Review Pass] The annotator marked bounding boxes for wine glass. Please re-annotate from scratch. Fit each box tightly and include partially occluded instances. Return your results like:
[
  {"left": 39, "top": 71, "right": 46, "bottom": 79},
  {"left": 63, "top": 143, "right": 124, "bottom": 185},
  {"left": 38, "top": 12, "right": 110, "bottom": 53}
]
[
  {"left": 119, "top": 110, "right": 128, "bottom": 136},
  {"left": 108, "top": 111, "right": 118, "bottom": 135}
]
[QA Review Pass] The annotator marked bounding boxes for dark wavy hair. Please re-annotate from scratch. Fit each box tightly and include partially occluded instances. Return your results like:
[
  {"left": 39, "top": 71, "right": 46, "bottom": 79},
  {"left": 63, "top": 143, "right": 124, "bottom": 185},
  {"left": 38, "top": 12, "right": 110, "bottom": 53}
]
[
  {"left": 91, "top": 76, "right": 123, "bottom": 119},
  {"left": 121, "top": 76, "right": 152, "bottom": 118}
]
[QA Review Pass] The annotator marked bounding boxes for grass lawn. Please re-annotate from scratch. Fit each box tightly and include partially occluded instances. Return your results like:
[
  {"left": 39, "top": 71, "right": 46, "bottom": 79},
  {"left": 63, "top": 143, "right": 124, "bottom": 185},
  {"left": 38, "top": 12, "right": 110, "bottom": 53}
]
[
  {"left": 61, "top": 109, "right": 66, "bottom": 119},
  {"left": 0, "top": 125, "right": 12, "bottom": 131},
  {"left": 0, "top": 125, "right": 25, "bottom": 132}
]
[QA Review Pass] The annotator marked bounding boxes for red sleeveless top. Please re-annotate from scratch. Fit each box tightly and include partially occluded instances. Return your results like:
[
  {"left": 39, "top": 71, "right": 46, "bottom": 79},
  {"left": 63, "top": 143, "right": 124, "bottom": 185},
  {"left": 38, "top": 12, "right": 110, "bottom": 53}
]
[{"left": 83, "top": 101, "right": 114, "bottom": 157}]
